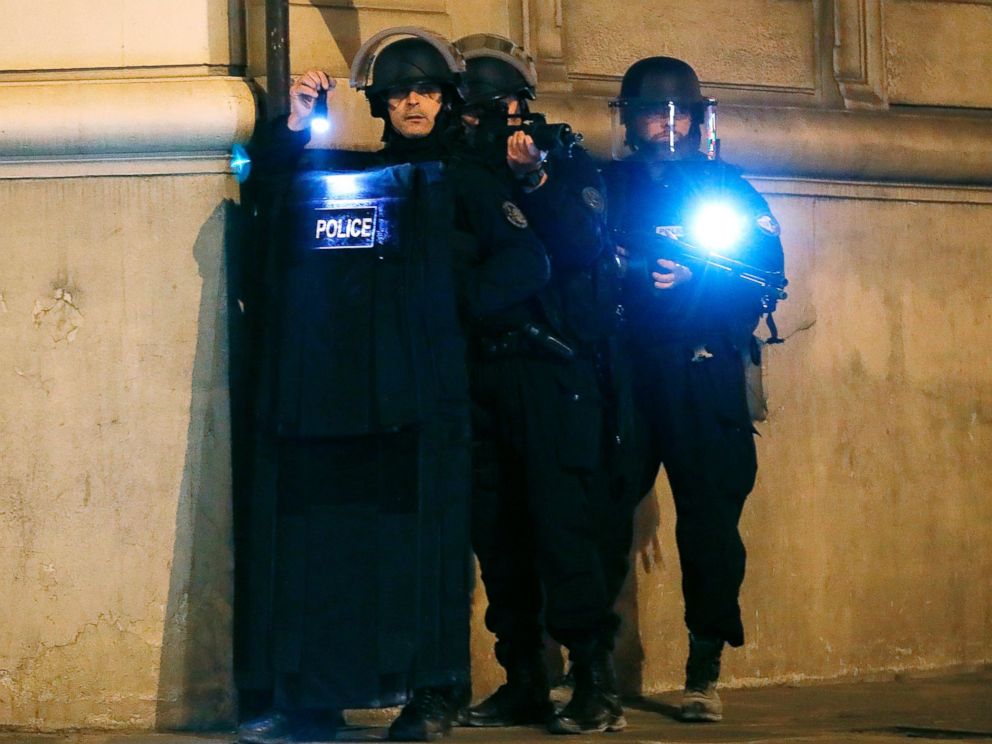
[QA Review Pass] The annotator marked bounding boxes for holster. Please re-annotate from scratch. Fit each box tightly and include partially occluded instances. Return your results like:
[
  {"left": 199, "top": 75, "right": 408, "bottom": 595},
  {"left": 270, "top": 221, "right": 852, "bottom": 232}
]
[{"left": 479, "top": 323, "right": 576, "bottom": 362}]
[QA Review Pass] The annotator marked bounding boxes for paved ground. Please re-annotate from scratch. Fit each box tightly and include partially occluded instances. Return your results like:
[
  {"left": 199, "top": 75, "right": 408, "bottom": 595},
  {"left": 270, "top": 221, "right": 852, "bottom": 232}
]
[{"left": 2, "top": 667, "right": 990, "bottom": 744}]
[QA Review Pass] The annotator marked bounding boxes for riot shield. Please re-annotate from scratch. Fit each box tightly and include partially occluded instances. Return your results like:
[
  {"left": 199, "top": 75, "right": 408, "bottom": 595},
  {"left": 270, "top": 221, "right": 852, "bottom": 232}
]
[{"left": 238, "top": 161, "right": 472, "bottom": 711}]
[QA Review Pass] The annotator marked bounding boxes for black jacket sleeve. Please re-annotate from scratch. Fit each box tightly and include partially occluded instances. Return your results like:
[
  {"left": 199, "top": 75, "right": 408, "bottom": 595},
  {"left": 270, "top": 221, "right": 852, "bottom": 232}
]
[
  {"left": 447, "top": 162, "right": 551, "bottom": 322},
  {"left": 246, "top": 116, "right": 312, "bottom": 183},
  {"left": 516, "top": 147, "right": 610, "bottom": 272}
]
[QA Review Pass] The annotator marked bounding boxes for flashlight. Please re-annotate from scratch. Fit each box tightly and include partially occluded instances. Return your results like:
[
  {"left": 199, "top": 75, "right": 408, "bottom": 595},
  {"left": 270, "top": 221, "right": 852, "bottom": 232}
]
[
  {"left": 311, "top": 88, "right": 331, "bottom": 134},
  {"left": 688, "top": 201, "right": 745, "bottom": 253},
  {"left": 230, "top": 143, "right": 252, "bottom": 183}
]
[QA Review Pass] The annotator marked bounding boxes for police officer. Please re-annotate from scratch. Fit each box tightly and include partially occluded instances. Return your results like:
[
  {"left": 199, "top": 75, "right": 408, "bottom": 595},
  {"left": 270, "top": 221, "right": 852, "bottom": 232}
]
[
  {"left": 240, "top": 28, "right": 555, "bottom": 744},
  {"left": 250, "top": 28, "right": 464, "bottom": 168},
  {"left": 450, "top": 34, "right": 633, "bottom": 735},
  {"left": 238, "top": 29, "right": 474, "bottom": 744},
  {"left": 604, "top": 56, "right": 785, "bottom": 723}
]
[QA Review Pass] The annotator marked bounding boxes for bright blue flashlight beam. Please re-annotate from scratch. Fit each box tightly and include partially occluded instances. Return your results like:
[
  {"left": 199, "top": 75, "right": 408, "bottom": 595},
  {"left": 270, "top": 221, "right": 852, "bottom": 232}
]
[
  {"left": 311, "top": 88, "right": 331, "bottom": 134},
  {"left": 230, "top": 143, "right": 252, "bottom": 183},
  {"left": 688, "top": 201, "right": 745, "bottom": 253},
  {"left": 321, "top": 172, "right": 365, "bottom": 199}
]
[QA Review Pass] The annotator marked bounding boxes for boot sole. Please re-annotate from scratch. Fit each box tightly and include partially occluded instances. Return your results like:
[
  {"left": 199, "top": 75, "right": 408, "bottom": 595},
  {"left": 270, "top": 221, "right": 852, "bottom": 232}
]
[
  {"left": 387, "top": 722, "right": 452, "bottom": 741},
  {"left": 681, "top": 689, "right": 722, "bottom": 723},
  {"left": 460, "top": 701, "right": 554, "bottom": 728},
  {"left": 387, "top": 729, "right": 448, "bottom": 742},
  {"left": 680, "top": 709, "right": 723, "bottom": 723},
  {"left": 608, "top": 715, "right": 627, "bottom": 732},
  {"left": 548, "top": 714, "right": 627, "bottom": 735},
  {"left": 463, "top": 717, "right": 551, "bottom": 728},
  {"left": 238, "top": 730, "right": 295, "bottom": 744}
]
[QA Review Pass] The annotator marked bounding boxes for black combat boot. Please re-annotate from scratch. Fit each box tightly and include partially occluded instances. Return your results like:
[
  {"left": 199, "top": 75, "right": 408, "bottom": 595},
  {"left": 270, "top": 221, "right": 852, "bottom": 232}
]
[
  {"left": 463, "top": 652, "right": 553, "bottom": 727},
  {"left": 680, "top": 633, "right": 724, "bottom": 722},
  {"left": 388, "top": 688, "right": 454, "bottom": 741},
  {"left": 548, "top": 649, "right": 626, "bottom": 735},
  {"left": 238, "top": 711, "right": 295, "bottom": 744},
  {"left": 238, "top": 709, "right": 344, "bottom": 743}
]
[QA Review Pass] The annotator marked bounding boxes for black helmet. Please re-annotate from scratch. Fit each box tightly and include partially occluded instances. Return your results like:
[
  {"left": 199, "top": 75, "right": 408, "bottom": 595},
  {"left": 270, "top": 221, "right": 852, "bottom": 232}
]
[
  {"left": 351, "top": 27, "right": 466, "bottom": 118},
  {"left": 618, "top": 56, "right": 704, "bottom": 110},
  {"left": 453, "top": 34, "right": 537, "bottom": 108},
  {"left": 609, "top": 56, "right": 718, "bottom": 160},
  {"left": 369, "top": 38, "right": 456, "bottom": 96}
]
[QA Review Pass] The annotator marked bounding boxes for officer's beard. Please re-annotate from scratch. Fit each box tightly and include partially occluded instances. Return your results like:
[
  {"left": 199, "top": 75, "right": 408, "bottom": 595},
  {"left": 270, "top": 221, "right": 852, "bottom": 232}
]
[{"left": 629, "top": 123, "right": 702, "bottom": 162}]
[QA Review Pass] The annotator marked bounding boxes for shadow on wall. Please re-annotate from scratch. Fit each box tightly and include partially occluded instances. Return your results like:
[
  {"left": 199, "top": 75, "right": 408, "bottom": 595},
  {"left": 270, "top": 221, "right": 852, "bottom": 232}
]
[
  {"left": 155, "top": 200, "right": 242, "bottom": 730},
  {"left": 614, "top": 491, "right": 664, "bottom": 697},
  {"left": 318, "top": 1, "right": 363, "bottom": 76}
]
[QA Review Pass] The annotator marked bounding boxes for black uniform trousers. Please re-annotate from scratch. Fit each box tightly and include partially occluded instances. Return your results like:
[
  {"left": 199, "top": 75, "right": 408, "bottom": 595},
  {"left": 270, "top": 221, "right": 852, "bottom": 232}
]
[
  {"left": 271, "top": 431, "right": 472, "bottom": 711},
  {"left": 470, "top": 351, "right": 623, "bottom": 664},
  {"left": 631, "top": 334, "right": 756, "bottom": 648}
]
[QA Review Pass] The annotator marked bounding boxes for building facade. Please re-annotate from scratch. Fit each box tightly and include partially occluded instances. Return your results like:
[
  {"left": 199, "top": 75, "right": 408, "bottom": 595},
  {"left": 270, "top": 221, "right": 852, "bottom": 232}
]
[{"left": 0, "top": 0, "right": 990, "bottom": 731}]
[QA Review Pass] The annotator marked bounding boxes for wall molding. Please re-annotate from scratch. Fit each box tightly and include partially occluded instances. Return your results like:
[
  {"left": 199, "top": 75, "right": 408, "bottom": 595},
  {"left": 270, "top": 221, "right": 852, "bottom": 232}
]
[
  {"left": 751, "top": 176, "right": 992, "bottom": 204},
  {"left": 523, "top": 0, "right": 571, "bottom": 91},
  {"left": 0, "top": 77, "right": 255, "bottom": 177},
  {"left": 3, "top": 74, "right": 992, "bottom": 187},
  {"left": 540, "top": 93, "right": 992, "bottom": 186},
  {"left": 887, "top": 0, "right": 992, "bottom": 4},
  {"left": 833, "top": 0, "right": 888, "bottom": 110},
  {"left": 292, "top": 0, "right": 447, "bottom": 11},
  {"left": 566, "top": 72, "right": 819, "bottom": 103},
  {"left": 0, "top": 65, "right": 244, "bottom": 82},
  {"left": 0, "top": 154, "right": 234, "bottom": 180}
]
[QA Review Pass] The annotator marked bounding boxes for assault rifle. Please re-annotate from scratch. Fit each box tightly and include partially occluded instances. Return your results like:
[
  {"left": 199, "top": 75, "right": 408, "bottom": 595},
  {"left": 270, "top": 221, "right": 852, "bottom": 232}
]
[
  {"left": 614, "top": 227, "right": 788, "bottom": 302},
  {"left": 476, "top": 111, "right": 582, "bottom": 154},
  {"left": 509, "top": 112, "right": 582, "bottom": 153}
]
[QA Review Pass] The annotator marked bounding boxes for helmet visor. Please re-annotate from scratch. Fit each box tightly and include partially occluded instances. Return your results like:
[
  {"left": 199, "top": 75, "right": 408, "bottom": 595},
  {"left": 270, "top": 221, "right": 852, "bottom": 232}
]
[
  {"left": 454, "top": 33, "right": 538, "bottom": 89},
  {"left": 608, "top": 97, "right": 718, "bottom": 161},
  {"left": 350, "top": 26, "right": 465, "bottom": 92}
]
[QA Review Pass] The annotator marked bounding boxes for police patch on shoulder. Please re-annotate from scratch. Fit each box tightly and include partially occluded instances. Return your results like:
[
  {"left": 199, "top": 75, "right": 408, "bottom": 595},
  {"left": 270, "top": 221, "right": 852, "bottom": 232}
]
[
  {"left": 582, "top": 187, "right": 605, "bottom": 214},
  {"left": 756, "top": 214, "right": 781, "bottom": 236},
  {"left": 502, "top": 201, "right": 529, "bottom": 229}
]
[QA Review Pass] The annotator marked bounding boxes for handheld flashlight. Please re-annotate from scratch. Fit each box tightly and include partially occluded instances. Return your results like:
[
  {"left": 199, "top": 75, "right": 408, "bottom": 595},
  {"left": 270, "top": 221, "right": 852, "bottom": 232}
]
[{"left": 311, "top": 88, "right": 331, "bottom": 134}]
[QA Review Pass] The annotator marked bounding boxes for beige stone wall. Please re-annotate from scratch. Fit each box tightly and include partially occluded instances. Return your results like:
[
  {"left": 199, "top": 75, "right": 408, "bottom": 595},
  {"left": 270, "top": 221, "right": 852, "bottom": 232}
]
[
  {"left": 0, "top": 176, "right": 239, "bottom": 729},
  {"left": 0, "top": 0, "right": 243, "bottom": 74},
  {"left": 0, "top": 0, "right": 990, "bottom": 732},
  {"left": 885, "top": 0, "right": 992, "bottom": 108},
  {"left": 0, "top": 0, "right": 250, "bottom": 732}
]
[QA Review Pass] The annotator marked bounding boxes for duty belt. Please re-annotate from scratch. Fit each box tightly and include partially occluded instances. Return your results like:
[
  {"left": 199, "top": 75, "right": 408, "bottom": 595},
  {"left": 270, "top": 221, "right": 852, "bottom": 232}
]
[{"left": 479, "top": 323, "right": 576, "bottom": 362}]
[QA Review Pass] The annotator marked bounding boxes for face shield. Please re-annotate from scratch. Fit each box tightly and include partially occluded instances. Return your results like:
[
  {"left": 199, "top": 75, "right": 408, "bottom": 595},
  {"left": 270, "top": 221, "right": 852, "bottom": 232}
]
[
  {"left": 608, "top": 97, "right": 718, "bottom": 161},
  {"left": 349, "top": 26, "right": 466, "bottom": 96}
]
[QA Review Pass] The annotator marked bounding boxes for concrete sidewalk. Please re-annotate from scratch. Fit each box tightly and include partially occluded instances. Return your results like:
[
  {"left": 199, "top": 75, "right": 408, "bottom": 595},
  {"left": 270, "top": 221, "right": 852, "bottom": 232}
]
[{"left": 4, "top": 667, "right": 990, "bottom": 744}]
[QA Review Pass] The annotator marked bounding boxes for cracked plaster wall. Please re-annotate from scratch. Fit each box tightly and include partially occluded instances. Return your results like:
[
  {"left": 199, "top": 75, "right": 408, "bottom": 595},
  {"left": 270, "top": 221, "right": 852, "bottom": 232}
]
[{"left": 0, "top": 177, "right": 237, "bottom": 730}]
